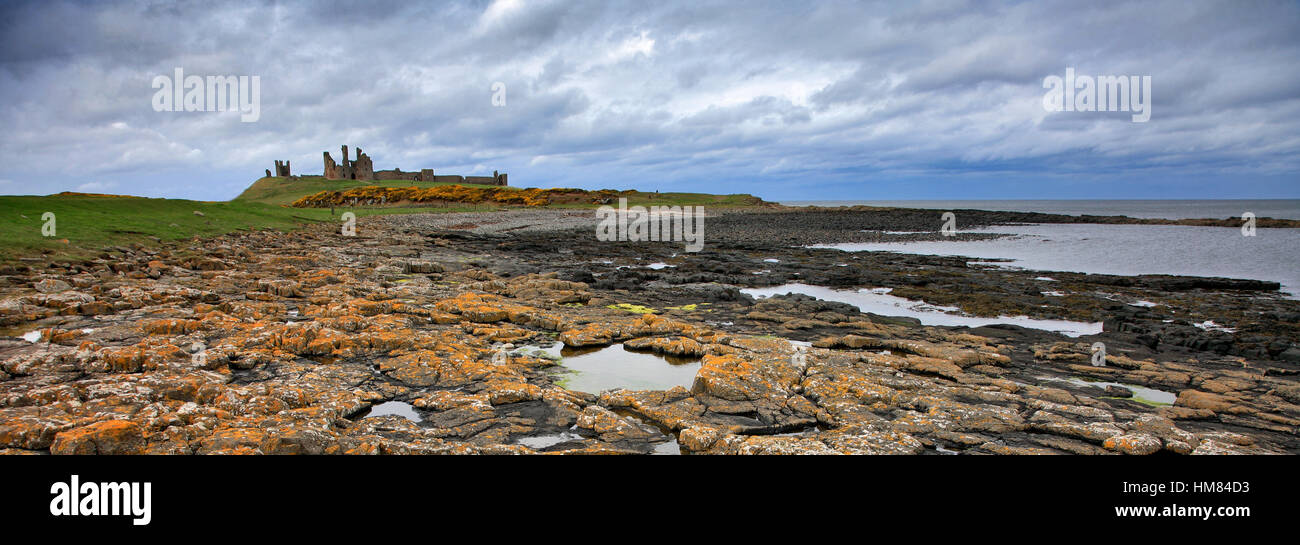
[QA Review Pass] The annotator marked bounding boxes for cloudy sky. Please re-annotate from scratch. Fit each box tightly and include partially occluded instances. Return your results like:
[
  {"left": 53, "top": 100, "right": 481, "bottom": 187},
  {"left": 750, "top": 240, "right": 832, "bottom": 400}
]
[{"left": 1, "top": 0, "right": 1297, "bottom": 202}]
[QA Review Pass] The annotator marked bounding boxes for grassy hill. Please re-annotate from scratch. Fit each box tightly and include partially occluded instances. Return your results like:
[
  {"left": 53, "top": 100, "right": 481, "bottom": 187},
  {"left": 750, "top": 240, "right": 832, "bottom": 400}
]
[
  {"left": 238, "top": 175, "right": 763, "bottom": 209},
  {"left": 0, "top": 193, "right": 337, "bottom": 262},
  {"left": 235, "top": 176, "right": 509, "bottom": 206},
  {"left": 1, "top": 176, "right": 767, "bottom": 264}
]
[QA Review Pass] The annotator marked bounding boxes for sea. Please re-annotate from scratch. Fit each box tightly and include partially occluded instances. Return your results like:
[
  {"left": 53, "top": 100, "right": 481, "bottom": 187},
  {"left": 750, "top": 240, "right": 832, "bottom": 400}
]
[
  {"left": 779, "top": 200, "right": 1300, "bottom": 298},
  {"left": 780, "top": 199, "right": 1300, "bottom": 220}
]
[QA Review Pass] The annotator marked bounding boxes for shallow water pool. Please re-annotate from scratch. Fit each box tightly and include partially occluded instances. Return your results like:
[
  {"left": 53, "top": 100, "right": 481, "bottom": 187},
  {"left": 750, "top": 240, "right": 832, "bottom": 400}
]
[{"left": 551, "top": 343, "right": 703, "bottom": 393}]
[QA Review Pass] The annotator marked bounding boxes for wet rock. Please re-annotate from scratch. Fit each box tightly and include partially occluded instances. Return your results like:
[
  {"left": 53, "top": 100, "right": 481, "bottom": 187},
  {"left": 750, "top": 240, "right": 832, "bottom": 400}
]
[
  {"left": 50, "top": 420, "right": 145, "bottom": 455},
  {"left": 487, "top": 381, "right": 543, "bottom": 405},
  {"left": 624, "top": 336, "right": 705, "bottom": 357},
  {"left": 258, "top": 280, "right": 301, "bottom": 298},
  {"left": 575, "top": 406, "right": 661, "bottom": 442},
  {"left": 1028, "top": 411, "right": 1123, "bottom": 443},
  {"left": 0, "top": 408, "right": 78, "bottom": 449},
  {"left": 33, "top": 279, "right": 71, "bottom": 293},
  {"left": 1175, "top": 389, "right": 1236, "bottom": 412},
  {"left": 692, "top": 353, "right": 800, "bottom": 402},
  {"left": 678, "top": 425, "right": 725, "bottom": 451},
  {"left": 1104, "top": 385, "right": 1134, "bottom": 398},
  {"left": 0, "top": 209, "right": 1292, "bottom": 455},
  {"left": 1103, "top": 433, "right": 1162, "bottom": 455},
  {"left": 402, "top": 261, "right": 444, "bottom": 274},
  {"left": 709, "top": 433, "right": 842, "bottom": 455}
]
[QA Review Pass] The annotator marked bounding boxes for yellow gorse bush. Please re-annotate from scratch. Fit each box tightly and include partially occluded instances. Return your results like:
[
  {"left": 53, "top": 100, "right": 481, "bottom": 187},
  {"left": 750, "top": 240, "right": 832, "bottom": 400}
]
[{"left": 290, "top": 185, "right": 626, "bottom": 208}]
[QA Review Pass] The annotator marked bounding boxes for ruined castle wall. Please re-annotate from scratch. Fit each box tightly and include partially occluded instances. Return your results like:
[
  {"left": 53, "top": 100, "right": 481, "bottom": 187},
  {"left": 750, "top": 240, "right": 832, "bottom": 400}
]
[
  {"left": 323, "top": 152, "right": 339, "bottom": 179},
  {"left": 318, "top": 144, "right": 502, "bottom": 185},
  {"left": 373, "top": 169, "right": 422, "bottom": 181}
]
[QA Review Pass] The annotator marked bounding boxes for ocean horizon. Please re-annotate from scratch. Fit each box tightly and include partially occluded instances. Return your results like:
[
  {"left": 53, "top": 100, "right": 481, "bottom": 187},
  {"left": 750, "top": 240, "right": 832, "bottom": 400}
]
[{"left": 778, "top": 199, "right": 1300, "bottom": 221}]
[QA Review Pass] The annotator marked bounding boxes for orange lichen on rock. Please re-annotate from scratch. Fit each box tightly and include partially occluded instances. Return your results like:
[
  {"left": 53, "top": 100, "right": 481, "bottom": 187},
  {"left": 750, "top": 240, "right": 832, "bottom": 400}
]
[
  {"left": 624, "top": 336, "right": 706, "bottom": 357},
  {"left": 1103, "top": 433, "right": 1163, "bottom": 455},
  {"left": 142, "top": 318, "right": 200, "bottom": 335},
  {"left": 0, "top": 206, "right": 1281, "bottom": 457},
  {"left": 692, "top": 353, "right": 801, "bottom": 402},
  {"left": 50, "top": 420, "right": 145, "bottom": 455}
]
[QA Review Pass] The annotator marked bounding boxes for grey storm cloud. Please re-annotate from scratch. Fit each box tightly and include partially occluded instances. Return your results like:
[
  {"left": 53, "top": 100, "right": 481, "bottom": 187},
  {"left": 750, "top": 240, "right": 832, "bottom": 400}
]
[{"left": 0, "top": 0, "right": 1297, "bottom": 200}]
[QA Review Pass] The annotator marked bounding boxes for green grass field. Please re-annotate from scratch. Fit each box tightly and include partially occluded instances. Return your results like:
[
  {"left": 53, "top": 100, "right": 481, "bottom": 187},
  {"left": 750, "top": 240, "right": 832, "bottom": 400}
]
[
  {"left": 1, "top": 176, "right": 766, "bottom": 264},
  {"left": 0, "top": 194, "right": 327, "bottom": 262},
  {"left": 234, "top": 176, "right": 510, "bottom": 206}
]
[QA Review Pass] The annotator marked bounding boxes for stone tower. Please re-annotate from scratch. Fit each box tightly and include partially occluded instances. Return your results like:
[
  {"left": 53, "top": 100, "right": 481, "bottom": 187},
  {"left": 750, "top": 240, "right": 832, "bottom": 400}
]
[{"left": 323, "top": 145, "right": 374, "bottom": 181}]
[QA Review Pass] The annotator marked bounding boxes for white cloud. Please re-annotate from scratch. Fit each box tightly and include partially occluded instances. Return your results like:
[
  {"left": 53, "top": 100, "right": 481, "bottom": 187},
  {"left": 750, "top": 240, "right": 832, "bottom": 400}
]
[
  {"left": 0, "top": 0, "right": 1295, "bottom": 200},
  {"left": 478, "top": 0, "right": 526, "bottom": 30},
  {"left": 606, "top": 31, "right": 655, "bottom": 63}
]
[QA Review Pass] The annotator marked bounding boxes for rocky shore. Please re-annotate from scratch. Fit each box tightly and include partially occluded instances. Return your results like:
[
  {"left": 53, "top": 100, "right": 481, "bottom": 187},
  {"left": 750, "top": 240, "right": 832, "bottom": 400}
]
[{"left": 1, "top": 207, "right": 1297, "bottom": 455}]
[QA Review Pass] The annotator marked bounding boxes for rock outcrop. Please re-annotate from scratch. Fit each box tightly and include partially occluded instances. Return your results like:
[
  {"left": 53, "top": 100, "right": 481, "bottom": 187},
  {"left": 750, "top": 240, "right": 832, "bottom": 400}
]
[{"left": 1, "top": 209, "right": 1295, "bottom": 456}]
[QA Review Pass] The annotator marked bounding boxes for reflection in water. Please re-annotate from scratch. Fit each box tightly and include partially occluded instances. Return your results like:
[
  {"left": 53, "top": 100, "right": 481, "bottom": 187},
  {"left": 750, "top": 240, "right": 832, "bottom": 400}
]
[
  {"left": 363, "top": 401, "right": 422, "bottom": 422},
  {"left": 1042, "top": 376, "right": 1177, "bottom": 406},
  {"left": 515, "top": 432, "right": 585, "bottom": 449},
  {"left": 652, "top": 438, "right": 683, "bottom": 455},
  {"left": 742, "top": 283, "right": 1102, "bottom": 337},
  {"left": 810, "top": 223, "right": 1300, "bottom": 298},
  {"left": 552, "top": 343, "right": 702, "bottom": 393},
  {"left": 560, "top": 343, "right": 700, "bottom": 365}
]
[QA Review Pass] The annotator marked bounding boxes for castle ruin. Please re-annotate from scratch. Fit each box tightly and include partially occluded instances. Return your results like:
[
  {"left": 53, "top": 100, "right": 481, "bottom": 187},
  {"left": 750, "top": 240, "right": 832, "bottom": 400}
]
[
  {"left": 317, "top": 144, "right": 506, "bottom": 186},
  {"left": 322, "top": 145, "right": 374, "bottom": 181},
  {"left": 269, "top": 145, "right": 507, "bottom": 186}
]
